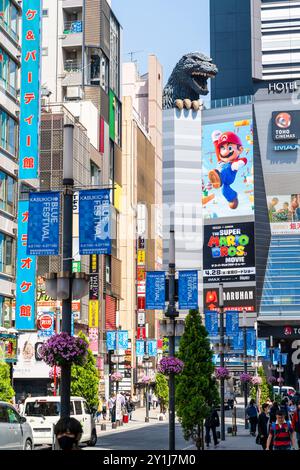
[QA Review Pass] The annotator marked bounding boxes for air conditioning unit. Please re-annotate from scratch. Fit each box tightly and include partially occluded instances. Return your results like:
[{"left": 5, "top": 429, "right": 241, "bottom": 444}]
[{"left": 66, "top": 86, "right": 82, "bottom": 99}]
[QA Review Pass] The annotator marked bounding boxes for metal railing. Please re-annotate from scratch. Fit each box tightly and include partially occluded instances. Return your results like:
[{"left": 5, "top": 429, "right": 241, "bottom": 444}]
[
  {"left": 206, "top": 95, "right": 254, "bottom": 110},
  {"left": 64, "top": 59, "right": 82, "bottom": 72},
  {"left": 63, "top": 20, "right": 82, "bottom": 34}
]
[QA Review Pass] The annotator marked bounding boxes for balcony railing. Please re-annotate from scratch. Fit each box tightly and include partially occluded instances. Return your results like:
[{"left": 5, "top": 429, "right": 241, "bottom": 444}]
[
  {"left": 205, "top": 95, "right": 254, "bottom": 110},
  {"left": 64, "top": 59, "right": 81, "bottom": 72},
  {"left": 63, "top": 20, "right": 82, "bottom": 34}
]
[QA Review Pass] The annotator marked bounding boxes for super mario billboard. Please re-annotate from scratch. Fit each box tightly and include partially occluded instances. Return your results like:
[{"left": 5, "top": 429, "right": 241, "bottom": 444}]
[
  {"left": 202, "top": 120, "right": 254, "bottom": 220},
  {"left": 203, "top": 222, "right": 256, "bottom": 284}
]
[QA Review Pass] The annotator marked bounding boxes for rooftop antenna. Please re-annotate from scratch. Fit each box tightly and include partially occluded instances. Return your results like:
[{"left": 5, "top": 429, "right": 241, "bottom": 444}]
[{"left": 126, "top": 50, "right": 144, "bottom": 63}]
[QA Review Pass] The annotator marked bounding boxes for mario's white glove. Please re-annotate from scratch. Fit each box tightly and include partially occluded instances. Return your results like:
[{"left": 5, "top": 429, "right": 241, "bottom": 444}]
[
  {"left": 231, "top": 160, "right": 246, "bottom": 171},
  {"left": 211, "top": 130, "right": 222, "bottom": 143}
]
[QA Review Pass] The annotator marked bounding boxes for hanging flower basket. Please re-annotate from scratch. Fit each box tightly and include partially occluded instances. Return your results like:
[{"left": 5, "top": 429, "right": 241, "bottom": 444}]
[
  {"left": 251, "top": 375, "right": 262, "bottom": 386},
  {"left": 239, "top": 373, "right": 253, "bottom": 383},
  {"left": 215, "top": 367, "right": 231, "bottom": 380},
  {"left": 141, "top": 375, "right": 152, "bottom": 385},
  {"left": 111, "top": 372, "right": 123, "bottom": 382},
  {"left": 158, "top": 357, "right": 184, "bottom": 376},
  {"left": 277, "top": 377, "right": 284, "bottom": 385},
  {"left": 268, "top": 376, "right": 277, "bottom": 385},
  {"left": 49, "top": 366, "right": 61, "bottom": 379},
  {"left": 40, "top": 332, "right": 88, "bottom": 367}
]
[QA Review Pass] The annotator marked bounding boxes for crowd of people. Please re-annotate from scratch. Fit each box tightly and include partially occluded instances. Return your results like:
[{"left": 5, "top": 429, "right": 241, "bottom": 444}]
[{"left": 246, "top": 394, "right": 300, "bottom": 451}]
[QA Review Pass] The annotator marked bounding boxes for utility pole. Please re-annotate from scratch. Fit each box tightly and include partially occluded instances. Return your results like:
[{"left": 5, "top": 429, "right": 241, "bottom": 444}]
[
  {"left": 60, "top": 123, "right": 74, "bottom": 419},
  {"left": 166, "top": 229, "right": 178, "bottom": 451},
  {"left": 219, "top": 283, "right": 225, "bottom": 441}
]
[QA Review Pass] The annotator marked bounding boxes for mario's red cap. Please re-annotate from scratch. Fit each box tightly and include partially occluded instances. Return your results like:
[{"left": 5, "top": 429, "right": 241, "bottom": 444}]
[{"left": 217, "top": 131, "right": 242, "bottom": 149}]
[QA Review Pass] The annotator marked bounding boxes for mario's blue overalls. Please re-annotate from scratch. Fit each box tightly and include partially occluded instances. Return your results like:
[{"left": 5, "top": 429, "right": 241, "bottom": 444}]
[{"left": 219, "top": 163, "right": 238, "bottom": 203}]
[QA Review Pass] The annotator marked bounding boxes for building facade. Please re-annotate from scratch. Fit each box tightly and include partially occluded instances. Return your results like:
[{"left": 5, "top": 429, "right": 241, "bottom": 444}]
[{"left": 0, "top": 0, "right": 21, "bottom": 327}]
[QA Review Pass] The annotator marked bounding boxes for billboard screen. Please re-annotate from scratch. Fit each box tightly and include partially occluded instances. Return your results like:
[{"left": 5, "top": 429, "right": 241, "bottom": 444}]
[
  {"left": 268, "top": 194, "right": 300, "bottom": 234},
  {"left": 203, "top": 222, "right": 255, "bottom": 283},
  {"left": 272, "top": 111, "right": 300, "bottom": 142},
  {"left": 202, "top": 119, "right": 254, "bottom": 220}
]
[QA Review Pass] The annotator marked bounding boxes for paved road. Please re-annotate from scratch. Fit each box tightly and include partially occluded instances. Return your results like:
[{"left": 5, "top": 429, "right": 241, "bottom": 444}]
[{"left": 86, "top": 422, "right": 189, "bottom": 450}]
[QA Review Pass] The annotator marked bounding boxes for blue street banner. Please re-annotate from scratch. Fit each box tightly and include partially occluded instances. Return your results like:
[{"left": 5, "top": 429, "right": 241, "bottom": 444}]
[
  {"left": 147, "top": 340, "right": 157, "bottom": 357},
  {"left": 233, "top": 328, "right": 256, "bottom": 356},
  {"left": 117, "top": 331, "right": 128, "bottom": 350},
  {"left": 27, "top": 192, "right": 60, "bottom": 255},
  {"left": 19, "top": 0, "right": 42, "bottom": 179},
  {"left": 106, "top": 331, "right": 116, "bottom": 351},
  {"left": 273, "top": 348, "right": 281, "bottom": 365},
  {"left": 136, "top": 340, "right": 145, "bottom": 357},
  {"left": 16, "top": 200, "right": 36, "bottom": 330},
  {"left": 281, "top": 353, "right": 288, "bottom": 366},
  {"left": 233, "top": 330, "right": 244, "bottom": 350},
  {"left": 257, "top": 339, "right": 267, "bottom": 357},
  {"left": 205, "top": 311, "right": 218, "bottom": 336},
  {"left": 226, "top": 311, "right": 239, "bottom": 337},
  {"left": 145, "top": 272, "right": 166, "bottom": 310},
  {"left": 178, "top": 271, "right": 198, "bottom": 310},
  {"left": 79, "top": 189, "right": 111, "bottom": 255}
]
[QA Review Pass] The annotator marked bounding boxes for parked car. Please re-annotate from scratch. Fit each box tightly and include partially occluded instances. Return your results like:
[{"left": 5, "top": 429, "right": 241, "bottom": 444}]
[
  {"left": 22, "top": 396, "right": 97, "bottom": 447},
  {"left": 273, "top": 386, "right": 296, "bottom": 397},
  {"left": 0, "top": 401, "right": 34, "bottom": 450}
]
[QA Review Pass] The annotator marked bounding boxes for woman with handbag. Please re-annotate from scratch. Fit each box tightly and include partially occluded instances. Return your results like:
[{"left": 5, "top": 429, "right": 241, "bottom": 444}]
[{"left": 257, "top": 403, "right": 270, "bottom": 450}]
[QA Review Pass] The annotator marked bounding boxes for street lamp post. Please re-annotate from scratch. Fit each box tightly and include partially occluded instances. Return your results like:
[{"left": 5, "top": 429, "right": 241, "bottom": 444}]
[
  {"left": 143, "top": 356, "right": 151, "bottom": 423},
  {"left": 218, "top": 284, "right": 225, "bottom": 442},
  {"left": 241, "top": 310, "right": 249, "bottom": 430},
  {"left": 278, "top": 342, "right": 283, "bottom": 396}
]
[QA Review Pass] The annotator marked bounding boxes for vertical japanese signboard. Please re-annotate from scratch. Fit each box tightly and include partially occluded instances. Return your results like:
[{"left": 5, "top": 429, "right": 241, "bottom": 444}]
[
  {"left": 178, "top": 271, "right": 198, "bottom": 310},
  {"left": 27, "top": 192, "right": 60, "bottom": 255},
  {"left": 79, "top": 189, "right": 111, "bottom": 255},
  {"left": 16, "top": 1, "right": 42, "bottom": 330},
  {"left": 88, "top": 254, "right": 99, "bottom": 328}
]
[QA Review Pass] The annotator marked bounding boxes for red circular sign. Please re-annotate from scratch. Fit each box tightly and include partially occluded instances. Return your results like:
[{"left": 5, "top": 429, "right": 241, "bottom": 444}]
[{"left": 39, "top": 314, "right": 53, "bottom": 330}]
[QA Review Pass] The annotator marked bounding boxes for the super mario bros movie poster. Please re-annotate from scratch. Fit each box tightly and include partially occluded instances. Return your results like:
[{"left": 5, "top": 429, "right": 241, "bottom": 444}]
[{"left": 202, "top": 119, "right": 254, "bottom": 220}]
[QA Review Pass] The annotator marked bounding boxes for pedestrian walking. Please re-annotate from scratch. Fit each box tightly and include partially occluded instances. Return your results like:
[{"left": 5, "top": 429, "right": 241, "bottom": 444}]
[
  {"left": 280, "top": 398, "right": 289, "bottom": 421},
  {"left": 126, "top": 396, "right": 135, "bottom": 421},
  {"left": 246, "top": 399, "right": 259, "bottom": 436},
  {"left": 257, "top": 403, "right": 270, "bottom": 450},
  {"left": 54, "top": 417, "right": 83, "bottom": 451},
  {"left": 102, "top": 397, "right": 107, "bottom": 421},
  {"left": 266, "top": 410, "right": 296, "bottom": 451},
  {"left": 96, "top": 398, "right": 103, "bottom": 424},
  {"left": 291, "top": 402, "right": 300, "bottom": 449},
  {"left": 109, "top": 394, "right": 116, "bottom": 423},
  {"left": 147, "top": 391, "right": 152, "bottom": 411},
  {"left": 151, "top": 393, "right": 158, "bottom": 409},
  {"left": 205, "top": 406, "right": 220, "bottom": 448},
  {"left": 270, "top": 401, "right": 279, "bottom": 424}
]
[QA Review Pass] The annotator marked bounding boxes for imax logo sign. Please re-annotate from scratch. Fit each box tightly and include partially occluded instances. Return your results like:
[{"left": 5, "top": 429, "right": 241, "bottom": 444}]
[{"left": 274, "top": 144, "right": 300, "bottom": 151}]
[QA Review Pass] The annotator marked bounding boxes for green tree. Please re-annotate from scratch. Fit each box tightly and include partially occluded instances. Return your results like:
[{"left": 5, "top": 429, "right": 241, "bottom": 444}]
[
  {"left": 250, "top": 366, "right": 272, "bottom": 406},
  {"left": 0, "top": 362, "right": 14, "bottom": 402},
  {"left": 155, "top": 373, "right": 169, "bottom": 413},
  {"left": 70, "top": 332, "right": 99, "bottom": 409},
  {"left": 176, "top": 309, "right": 219, "bottom": 450}
]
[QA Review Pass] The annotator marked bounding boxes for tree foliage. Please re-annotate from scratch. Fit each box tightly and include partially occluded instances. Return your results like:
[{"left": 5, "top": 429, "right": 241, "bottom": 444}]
[
  {"left": 0, "top": 362, "right": 14, "bottom": 402},
  {"left": 70, "top": 332, "right": 99, "bottom": 409},
  {"left": 250, "top": 366, "right": 272, "bottom": 405},
  {"left": 176, "top": 310, "right": 219, "bottom": 450},
  {"left": 155, "top": 373, "right": 169, "bottom": 413}
]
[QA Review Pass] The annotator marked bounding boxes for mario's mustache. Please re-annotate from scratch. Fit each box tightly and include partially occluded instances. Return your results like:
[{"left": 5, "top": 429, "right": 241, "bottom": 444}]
[{"left": 221, "top": 151, "right": 234, "bottom": 159}]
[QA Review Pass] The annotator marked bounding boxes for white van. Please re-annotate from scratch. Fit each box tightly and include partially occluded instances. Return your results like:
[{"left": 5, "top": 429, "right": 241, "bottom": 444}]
[
  {"left": 273, "top": 386, "right": 296, "bottom": 396},
  {"left": 23, "top": 396, "right": 97, "bottom": 447}
]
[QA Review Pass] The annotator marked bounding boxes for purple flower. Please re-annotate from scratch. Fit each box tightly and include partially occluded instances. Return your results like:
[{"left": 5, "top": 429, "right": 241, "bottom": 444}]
[
  {"left": 215, "top": 367, "right": 231, "bottom": 380},
  {"left": 40, "top": 333, "right": 88, "bottom": 367},
  {"left": 111, "top": 372, "right": 123, "bottom": 382},
  {"left": 141, "top": 375, "right": 151, "bottom": 384},
  {"left": 158, "top": 357, "right": 184, "bottom": 375},
  {"left": 240, "top": 373, "right": 253, "bottom": 383},
  {"left": 251, "top": 375, "right": 262, "bottom": 386},
  {"left": 277, "top": 377, "right": 284, "bottom": 384},
  {"left": 268, "top": 376, "right": 277, "bottom": 385}
]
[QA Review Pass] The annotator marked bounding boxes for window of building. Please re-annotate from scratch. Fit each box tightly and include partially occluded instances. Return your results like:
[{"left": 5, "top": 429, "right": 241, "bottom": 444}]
[
  {"left": 100, "top": 53, "right": 109, "bottom": 93},
  {"left": 0, "top": 47, "right": 18, "bottom": 96},
  {"left": 0, "top": 232, "right": 15, "bottom": 275},
  {"left": 0, "top": 0, "right": 19, "bottom": 41},
  {"left": 0, "top": 108, "right": 17, "bottom": 156},
  {"left": 90, "top": 162, "right": 101, "bottom": 187},
  {"left": 42, "top": 47, "right": 48, "bottom": 56},
  {"left": 110, "top": 15, "right": 120, "bottom": 97},
  {"left": 0, "top": 170, "right": 16, "bottom": 214},
  {"left": 42, "top": 9, "right": 48, "bottom": 17},
  {"left": 114, "top": 99, "right": 121, "bottom": 147}
]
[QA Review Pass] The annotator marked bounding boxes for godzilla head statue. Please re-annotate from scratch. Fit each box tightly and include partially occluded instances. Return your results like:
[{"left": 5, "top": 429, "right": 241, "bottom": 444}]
[{"left": 163, "top": 52, "right": 218, "bottom": 110}]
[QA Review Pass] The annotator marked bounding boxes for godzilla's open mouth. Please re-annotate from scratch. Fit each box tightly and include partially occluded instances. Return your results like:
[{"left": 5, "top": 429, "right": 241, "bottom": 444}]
[{"left": 191, "top": 71, "right": 216, "bottom": 95}]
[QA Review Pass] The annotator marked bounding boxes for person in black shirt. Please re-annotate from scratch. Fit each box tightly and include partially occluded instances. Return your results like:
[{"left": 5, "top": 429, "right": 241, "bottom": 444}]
[
  {"left": 257, "top": 403, "right": 270, "bottom": 450},
  {"left": 205, "top": 406, "right": 220, "bottom": 448}
]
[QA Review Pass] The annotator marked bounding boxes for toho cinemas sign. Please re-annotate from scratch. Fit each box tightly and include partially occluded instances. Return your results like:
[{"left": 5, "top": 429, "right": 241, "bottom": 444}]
[{"left": 258, "top": 324, "right": 300, "bottom": 339}]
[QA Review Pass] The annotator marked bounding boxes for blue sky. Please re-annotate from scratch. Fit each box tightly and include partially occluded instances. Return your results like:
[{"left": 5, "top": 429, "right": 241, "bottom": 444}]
[{"left": 112, "top": 0, "right": 210, "bottom": 84}]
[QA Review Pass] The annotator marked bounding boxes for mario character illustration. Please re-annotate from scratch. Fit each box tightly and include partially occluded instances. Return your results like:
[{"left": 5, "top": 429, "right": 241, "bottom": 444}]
[{"left": 208, "top": 130, "right": 247, "bottom": 209}]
